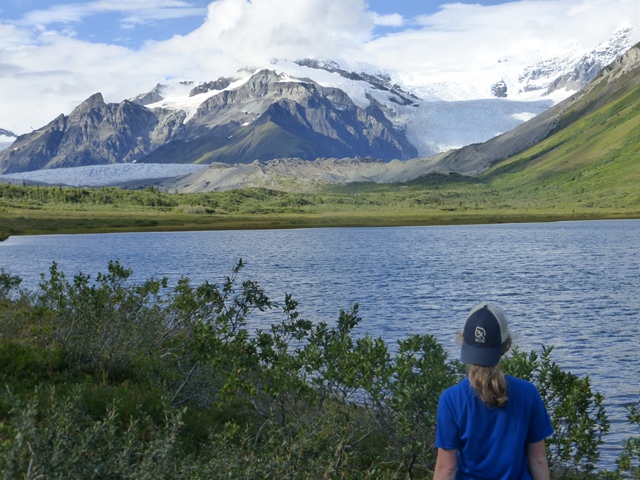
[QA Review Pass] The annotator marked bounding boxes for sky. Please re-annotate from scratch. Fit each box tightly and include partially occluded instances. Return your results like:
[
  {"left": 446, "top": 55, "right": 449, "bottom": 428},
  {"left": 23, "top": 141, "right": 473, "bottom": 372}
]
[{"left": 0, "top": 0, "right": 638, "bottom": 135}]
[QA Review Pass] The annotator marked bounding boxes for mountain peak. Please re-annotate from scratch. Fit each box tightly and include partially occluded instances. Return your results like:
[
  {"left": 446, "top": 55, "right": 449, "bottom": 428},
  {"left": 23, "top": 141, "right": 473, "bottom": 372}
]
[
  {"left": 69, "top": 93, "right": 106, "bottom": 117},
  {"left": 542, "top": 26, "right": 636, "bottom": 95},
  {"left": 84, "top": 92, "right": 105, "bottom": 105}
]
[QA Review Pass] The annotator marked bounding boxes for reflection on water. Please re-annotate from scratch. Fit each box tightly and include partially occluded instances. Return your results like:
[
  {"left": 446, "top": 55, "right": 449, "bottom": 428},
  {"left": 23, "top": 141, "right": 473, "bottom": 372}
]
[{"left": 2, "top": 219, "right": 639, "bottom": 466}]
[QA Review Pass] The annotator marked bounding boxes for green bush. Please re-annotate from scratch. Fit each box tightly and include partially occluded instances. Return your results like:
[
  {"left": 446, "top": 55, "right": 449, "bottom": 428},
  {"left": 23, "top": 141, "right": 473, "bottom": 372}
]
[
  {"left": 503, "top": 346, "right": 609, "bottom": 476},
  {"left": 603, "top": 403, "right": 640, "bottom": 479},
  {"left": 0, "top": 267, "right": 22, "bottom": 299},
  {"left": 0, "top": 341, "right": 64, "bottom": 385},
  {"left": 389, "top": 334, "right": 460, "bottom": 471},
  {"left": 0, "top": 387, "right": 187, "bottom": 480},
  {"left": 0, "top": 261, "right": 633, "bottom": 479},
  {"left": 34, "top": 260, "right": 168, "bottom": 377}
]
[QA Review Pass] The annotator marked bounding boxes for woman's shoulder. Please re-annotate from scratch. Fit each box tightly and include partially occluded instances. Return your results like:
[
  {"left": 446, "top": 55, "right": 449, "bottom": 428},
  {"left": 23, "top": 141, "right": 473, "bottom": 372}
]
[{"left": 505, "top": 374, "right": 541, "bottom": 394}]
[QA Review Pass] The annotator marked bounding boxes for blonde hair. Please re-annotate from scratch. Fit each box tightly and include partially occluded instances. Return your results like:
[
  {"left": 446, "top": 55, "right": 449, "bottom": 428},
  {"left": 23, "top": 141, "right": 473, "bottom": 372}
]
[
  {"left": 459, "top": 334, "right": 512, "bottom": 408},
  {"left": 467, "top": 364, "right": 508, "bottom": 408}
]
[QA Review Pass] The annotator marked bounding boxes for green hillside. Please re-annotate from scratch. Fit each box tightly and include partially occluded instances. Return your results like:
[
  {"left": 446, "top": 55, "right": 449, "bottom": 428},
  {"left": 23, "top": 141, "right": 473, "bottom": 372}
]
[{"left": 482, "top": 62, "right": 640, "bottom": 209}]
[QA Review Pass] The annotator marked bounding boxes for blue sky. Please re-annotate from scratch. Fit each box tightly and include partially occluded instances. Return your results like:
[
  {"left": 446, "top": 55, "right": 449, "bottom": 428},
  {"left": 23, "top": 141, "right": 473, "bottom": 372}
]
[{"left": 0, "top": 0, "right": 638, "bottom": 134}]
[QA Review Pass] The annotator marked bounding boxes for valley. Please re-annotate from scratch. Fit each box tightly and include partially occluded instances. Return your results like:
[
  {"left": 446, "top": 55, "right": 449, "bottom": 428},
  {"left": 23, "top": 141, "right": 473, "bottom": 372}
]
[{"left": 1, "top": 36, "right": 639, "bottom": 241}]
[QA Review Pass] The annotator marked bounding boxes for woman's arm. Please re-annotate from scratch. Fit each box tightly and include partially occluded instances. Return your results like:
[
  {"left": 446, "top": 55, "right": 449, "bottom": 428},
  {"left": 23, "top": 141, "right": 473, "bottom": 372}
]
[
  {"left": 527, "top": 440, "right": 550, "bottom": 480},
  {"left": 433, "top": 448, "right": 457, "bottom": 480}
]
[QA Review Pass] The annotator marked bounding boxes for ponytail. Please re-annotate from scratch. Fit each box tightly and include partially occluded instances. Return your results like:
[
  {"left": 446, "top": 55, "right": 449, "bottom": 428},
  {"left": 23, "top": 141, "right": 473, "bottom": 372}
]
[{"left": 468, "top": 364, "right": 508, "bottom": 408}]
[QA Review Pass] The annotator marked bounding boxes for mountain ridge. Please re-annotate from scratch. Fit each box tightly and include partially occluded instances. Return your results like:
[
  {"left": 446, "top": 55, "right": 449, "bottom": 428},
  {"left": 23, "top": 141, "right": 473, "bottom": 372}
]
[
  {"left": 158, "top": 41, "right": 640, "bottom": 193},
  {"left": 0, "top": 28, "right": 637, "bottom": 181},
  {"left": 0, "top": 69, "right": 417, "bottom": 174},
  {"left": 2, "top": 38, "right": 638, "bottom": 198}
]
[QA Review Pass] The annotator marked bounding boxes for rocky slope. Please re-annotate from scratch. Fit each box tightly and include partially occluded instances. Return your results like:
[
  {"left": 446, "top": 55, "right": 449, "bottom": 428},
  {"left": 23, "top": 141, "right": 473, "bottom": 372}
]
[
  {"left": 141, "top": 69, "right": 417, "bottom": 164},
  {"left": 0, "top": 94, "right": 159, "bottom": 173}
]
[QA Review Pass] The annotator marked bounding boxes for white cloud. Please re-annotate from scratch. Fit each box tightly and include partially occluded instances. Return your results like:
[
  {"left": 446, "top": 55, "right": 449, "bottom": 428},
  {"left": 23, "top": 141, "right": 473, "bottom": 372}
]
[
  {"left": 365, "top": 0, "right": 639, "bottom": 73},
  {"left": 189, "top": 0, "right": 373, "bottom": 65},
  {"left": 0, "top": 0, "right": 639, "bottom": 134},
  {"left": 18, "top": 4, "right": 88, "bottom": 27}
]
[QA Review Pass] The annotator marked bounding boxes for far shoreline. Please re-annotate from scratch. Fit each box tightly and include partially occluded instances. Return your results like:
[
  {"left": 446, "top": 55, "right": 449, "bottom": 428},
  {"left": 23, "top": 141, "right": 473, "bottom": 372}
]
[{"left": 1, "top": 209, "right": 639, "bottom": 239}]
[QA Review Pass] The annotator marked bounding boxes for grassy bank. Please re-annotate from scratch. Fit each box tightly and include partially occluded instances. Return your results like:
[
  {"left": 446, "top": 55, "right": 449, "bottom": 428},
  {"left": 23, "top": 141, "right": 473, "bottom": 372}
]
[
  {"left": 1, "top": 181, "right": 639, "bottom": 238},
  {"left": 1, "top": 207, "right": 637, "bottom": 238}
]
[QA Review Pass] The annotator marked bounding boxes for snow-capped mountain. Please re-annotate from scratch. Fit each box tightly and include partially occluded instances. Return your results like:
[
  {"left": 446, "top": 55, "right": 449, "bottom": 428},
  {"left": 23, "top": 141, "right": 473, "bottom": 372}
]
[
  {"left": 0, "top": 69, "right": 419, "bottom": 174},
  {"left": 0, "top": 27, "right": 637, "bottom": 179},
  {"left": 156, "top": 40, "right": 640, "bottom": 192},
  {"left": 136, "top": 26, "right": 636, "bottom": 156},
  {"left": 518, "top": 27, "right": 636, "bottom": 95}
]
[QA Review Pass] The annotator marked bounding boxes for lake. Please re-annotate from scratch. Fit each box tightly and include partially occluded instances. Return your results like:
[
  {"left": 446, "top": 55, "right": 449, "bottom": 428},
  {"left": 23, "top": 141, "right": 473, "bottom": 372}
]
[{"left": 2, "top": 219, "right": 639, "bottom": 466}]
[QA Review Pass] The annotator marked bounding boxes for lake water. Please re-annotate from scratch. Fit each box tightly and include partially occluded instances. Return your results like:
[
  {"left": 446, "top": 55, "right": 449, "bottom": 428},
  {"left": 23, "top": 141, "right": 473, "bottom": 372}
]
[{"left": 2, "top": 219, "right": 639, "bottom": 467}]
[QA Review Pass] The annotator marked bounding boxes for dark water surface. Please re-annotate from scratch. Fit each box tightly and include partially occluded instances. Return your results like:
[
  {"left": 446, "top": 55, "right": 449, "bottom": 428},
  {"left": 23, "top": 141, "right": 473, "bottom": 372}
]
[{"left": 2, "top": 219, "right": 639, "bottom": 466}]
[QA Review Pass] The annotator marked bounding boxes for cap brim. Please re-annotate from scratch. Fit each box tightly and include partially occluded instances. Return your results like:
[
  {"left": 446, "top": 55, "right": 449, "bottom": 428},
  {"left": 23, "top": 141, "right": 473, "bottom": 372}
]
[{"left": 461, "top": 342, "right": 503, "bottom": 367}]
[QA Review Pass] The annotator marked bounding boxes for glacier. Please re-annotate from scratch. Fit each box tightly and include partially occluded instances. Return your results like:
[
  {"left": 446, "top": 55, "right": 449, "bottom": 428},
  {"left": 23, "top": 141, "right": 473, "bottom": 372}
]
[{"left": 0, "top": 164, "right": 206, "bottom": 188}]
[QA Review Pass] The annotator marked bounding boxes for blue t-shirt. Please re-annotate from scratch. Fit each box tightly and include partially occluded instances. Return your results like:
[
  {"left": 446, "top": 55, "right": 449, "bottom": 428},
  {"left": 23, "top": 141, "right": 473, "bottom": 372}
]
[{"left": 435, "top": 374, "right": 553, "bottom": 480}]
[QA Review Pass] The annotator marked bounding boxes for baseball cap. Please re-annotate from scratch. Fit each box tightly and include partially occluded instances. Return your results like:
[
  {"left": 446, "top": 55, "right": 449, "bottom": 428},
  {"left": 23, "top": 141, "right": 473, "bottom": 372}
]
[{"left": 460, "top": 303, "right": 510, "bottom": 367}]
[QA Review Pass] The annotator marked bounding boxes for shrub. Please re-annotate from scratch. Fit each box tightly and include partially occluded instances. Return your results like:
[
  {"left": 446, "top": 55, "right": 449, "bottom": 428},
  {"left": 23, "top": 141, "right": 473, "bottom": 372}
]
[
  {"left": 0, "top": 267, "right": 21, "bottom": 300},
  {"left": 0, "top": 387, "right": 187, "bottom": 480},
  {"left": 502, "top": 346, "right": 609, "bottom": 476},
  {"left": 0, "top": 261, "right": 628, "bottom": 478},
  {"left": 34, "top": 260, "right": 168, "bottom": 376},
  {"left": 389, "top": 334, "right": 459, "bottom": 472},
  {"left": 603, "top": 402, "right": 640, "bottom": 479}
]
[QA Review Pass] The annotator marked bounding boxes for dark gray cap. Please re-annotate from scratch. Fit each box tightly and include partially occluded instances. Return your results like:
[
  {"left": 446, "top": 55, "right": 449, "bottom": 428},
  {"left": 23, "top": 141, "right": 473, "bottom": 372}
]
[{"left": 460, "top": 303, "right": 510, "bottom": 367}]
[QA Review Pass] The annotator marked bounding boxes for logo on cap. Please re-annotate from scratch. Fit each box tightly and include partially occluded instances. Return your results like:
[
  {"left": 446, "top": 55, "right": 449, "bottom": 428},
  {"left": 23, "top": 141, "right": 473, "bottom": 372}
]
[{"left": 474, "top": 326, "right": 486, "bottom": 343}]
